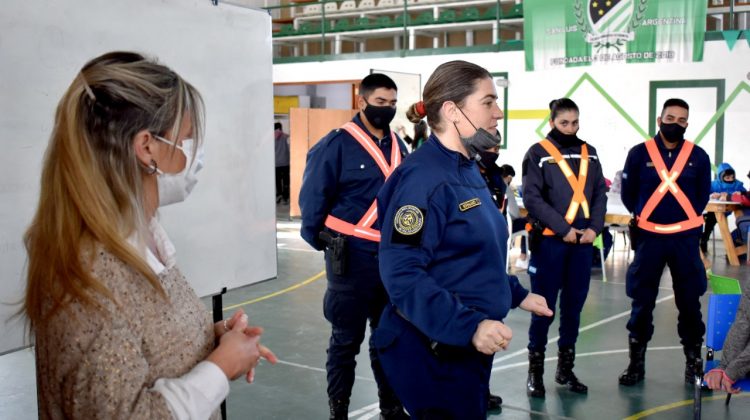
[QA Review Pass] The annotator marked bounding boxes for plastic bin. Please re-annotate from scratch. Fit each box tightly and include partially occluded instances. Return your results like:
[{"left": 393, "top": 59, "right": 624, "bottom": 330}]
[{"left": 709, "top": 273, "right": 742, "bottom": 294}]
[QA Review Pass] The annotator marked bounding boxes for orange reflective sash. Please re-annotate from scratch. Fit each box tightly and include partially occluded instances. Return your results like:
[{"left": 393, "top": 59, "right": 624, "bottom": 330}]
[
  {"left": 637, "top": 139, "right": 703, "bottom": 234},
  {"left": 324, "top": 122, "right": 402, "bottom": 242},
  {"left": 533, "top": 140, "right": 590, "bottom": 236}
]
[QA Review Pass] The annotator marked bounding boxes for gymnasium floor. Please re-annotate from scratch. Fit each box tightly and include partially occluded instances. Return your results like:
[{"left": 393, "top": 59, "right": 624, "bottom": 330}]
[{"left": 1, "top": 203, "right": 748, "bottom": 419}]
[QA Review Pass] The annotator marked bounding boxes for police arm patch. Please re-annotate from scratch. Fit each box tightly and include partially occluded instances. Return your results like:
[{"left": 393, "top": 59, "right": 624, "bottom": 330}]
[{"left": 392, "top": 205, "right": 426, "bottom": 246}]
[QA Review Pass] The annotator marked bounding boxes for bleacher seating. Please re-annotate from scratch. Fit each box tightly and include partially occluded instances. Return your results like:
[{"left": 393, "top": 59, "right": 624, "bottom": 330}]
[
  {"left": 301, "top": 4, "right": 321, "bottom": 16},
  {"left": 272, "top": 0, "right": 527, "bottom": 53},
  {"left": 332, "top": 19, "right": 352, "bottom": 32},
  {"left": 413, "top": 11, "right": 434, "bottom": 25},
  {"left": 324, "top": 2, "right": 338, "bottom": 14},
  {"left": 276, "top": 24, "right": 296, "bottom": 37},
  {"left": 375, "top": 16, "right": 393, "bottom": 28},
  {"left": 437, "top": 9, "right": 458, "bottom": 24},
  {"left": 393, "top": 13, "right": 411, "bottom": 26},
  {"left": 459, "top": 7, "right": 480, "bottom": 22},
  {"left": 297, "top": 21, "right": 319, "bottom": 34},
  {"left": 505, "top": 3, "right": 523, "bottom": 18},
  {"left": 482, "top": 7, "right": 499, "bottom": 20},
  {"left": 339, "top": 1, "right": 357, "bottom": 12},
  {"left": 354, "top": 17, "right": 374, "bottom": 30}
]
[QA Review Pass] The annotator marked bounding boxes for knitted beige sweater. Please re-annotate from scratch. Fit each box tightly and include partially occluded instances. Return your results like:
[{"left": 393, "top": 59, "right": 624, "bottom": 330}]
[{"left": 35, "top": 247, "right": 217, "bottom": 419}]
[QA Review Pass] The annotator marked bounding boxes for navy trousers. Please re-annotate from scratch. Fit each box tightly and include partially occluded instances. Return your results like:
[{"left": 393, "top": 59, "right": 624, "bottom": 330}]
[
  {"left": 323, "top": 246, "right": 395, "bottom": 403},
  {"left": 625, "top": 233, "right": 707, "bottom": 346},
  {"left": 374, "top": 306, "right": 493, "bottom": 420},
  {"left": 528, "top": 237, "right": 593, "bottom": 351}
]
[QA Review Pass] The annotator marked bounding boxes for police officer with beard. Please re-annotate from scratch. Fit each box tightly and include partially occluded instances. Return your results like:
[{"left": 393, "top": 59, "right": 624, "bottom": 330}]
[
  {"left": 300, "top": 74, "right": 409, "bottom": 419},
  {"left": 618, "top": 98, "right": 711, "bottom": 387}
]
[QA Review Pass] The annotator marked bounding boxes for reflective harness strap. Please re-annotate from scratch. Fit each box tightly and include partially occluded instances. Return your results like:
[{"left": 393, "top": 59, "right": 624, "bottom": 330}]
[
  {"left": 323, "top": 122, "right": 402, "bottom": 242},
  {"left": 637, "top": 139, "right": 703, "bottom": 233},
  {"left": 536, "top": 140, "right": 590, "bottom": 236}
]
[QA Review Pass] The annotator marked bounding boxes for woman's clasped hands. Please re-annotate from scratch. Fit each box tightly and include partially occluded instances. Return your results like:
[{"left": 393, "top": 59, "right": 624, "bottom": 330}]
[{"left": 209, "top": 309, "right": 278, "bottom": 383}]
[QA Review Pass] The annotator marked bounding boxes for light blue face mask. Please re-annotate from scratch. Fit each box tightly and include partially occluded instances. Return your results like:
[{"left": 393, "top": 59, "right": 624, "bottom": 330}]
[{"left": 154, "top": 136, "right": 205, "bottom": 206}]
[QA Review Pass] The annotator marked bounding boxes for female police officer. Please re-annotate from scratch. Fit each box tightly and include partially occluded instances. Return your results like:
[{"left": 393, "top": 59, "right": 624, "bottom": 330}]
[
  {"left": 373, "top": 60, "right": 552, "bottom": 419},
  {"left": 522, "top": 98, "right": 607, "bottom": 397}
]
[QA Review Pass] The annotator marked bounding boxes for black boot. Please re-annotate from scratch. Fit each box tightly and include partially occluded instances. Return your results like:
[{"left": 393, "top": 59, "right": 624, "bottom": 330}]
[
  {"left": 329, "top": 399, "right": 349, "bottom": 420},
  {"left": 487, "top": 392, "right": 503, "bottom": 411},
  {"left": 378, "top": 391, "right": 409, "bottom": 419},
  {"left": 619, "top": 338, "right": 646, "bottom": 386},
  {"left": 555, "top": 347, "right": 588, "bottom": 394},
  {"left": 527, "top": 350, "right": 546, "bottom": 398},
  {"left": 684, "top": 344, "right": 703, "bottom": 385},
  {"left": 379, "top": 407, "right": 409, "bottom": 420}
]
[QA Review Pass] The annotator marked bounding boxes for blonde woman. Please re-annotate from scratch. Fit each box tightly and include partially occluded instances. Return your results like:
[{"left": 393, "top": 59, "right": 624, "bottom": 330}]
[{"left": 23, "top": 51, "right": 276, "bottom": 419}]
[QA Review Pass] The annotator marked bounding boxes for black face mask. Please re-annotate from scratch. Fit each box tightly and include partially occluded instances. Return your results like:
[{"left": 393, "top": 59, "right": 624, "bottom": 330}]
[
  {"left": 548, "top": 127, "right": 581, "bottom": 147},
  {"left": 478, "top": 151, "right": 500, "bottom": 169},
  {"left": 659, "top": 122, "right": 686, "bottom": 143},
  {"left": 363, "top": 102, "right": 397, "bottom": 130},
  {"left": 455, "top": 107, "right": 502, "bottom": 160}
]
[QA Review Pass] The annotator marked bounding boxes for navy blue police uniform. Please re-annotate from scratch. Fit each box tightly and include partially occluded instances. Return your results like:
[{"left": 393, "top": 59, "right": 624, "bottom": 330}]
[
  {"left": 374, "top": 135, "right": 529, "bottom": 419},
  {"left": 522, "top": 134, "right": 607, "bottom": 353},
  {"left": 300, "top": 114, "right": 408, "bottom": 410},
  {"left": 621, "top": 136, "right": 711, "bottom": 351}
]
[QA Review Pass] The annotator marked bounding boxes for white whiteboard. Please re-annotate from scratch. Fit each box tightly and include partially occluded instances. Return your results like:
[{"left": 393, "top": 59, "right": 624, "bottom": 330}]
[{"left": 0, "top": 0, "right": 277, "bottom": 354}]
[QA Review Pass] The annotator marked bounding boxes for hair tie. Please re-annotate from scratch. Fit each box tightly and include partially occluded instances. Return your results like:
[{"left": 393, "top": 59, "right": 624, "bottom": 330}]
[
  {"left": 415, "top": 101, "right": 426, "bottom": 118},
  {"left": 79, "top": 72, "right": 96, "bottom": 101}
]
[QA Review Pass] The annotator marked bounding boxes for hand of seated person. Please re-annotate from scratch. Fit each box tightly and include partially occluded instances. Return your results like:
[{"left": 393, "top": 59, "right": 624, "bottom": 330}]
[{"left": 705, "top": 368, "right": 741, "bottom": 394}]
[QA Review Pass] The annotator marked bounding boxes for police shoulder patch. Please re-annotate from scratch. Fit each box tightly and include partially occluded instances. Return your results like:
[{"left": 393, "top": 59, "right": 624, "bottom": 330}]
[{"left": 392, "top": 205, "right": 426, "bottom": 246}]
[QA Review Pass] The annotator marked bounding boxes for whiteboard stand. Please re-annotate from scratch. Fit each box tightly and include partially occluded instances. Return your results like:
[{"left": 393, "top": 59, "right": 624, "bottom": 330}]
[{"left": 211, "top": 286, "right": 228, "bottom": 419}]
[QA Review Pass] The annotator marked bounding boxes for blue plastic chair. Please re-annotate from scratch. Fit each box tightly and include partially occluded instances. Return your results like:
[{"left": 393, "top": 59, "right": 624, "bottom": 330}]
[{"left": 693, "top": 293, "right": 750, "bottom": 419}]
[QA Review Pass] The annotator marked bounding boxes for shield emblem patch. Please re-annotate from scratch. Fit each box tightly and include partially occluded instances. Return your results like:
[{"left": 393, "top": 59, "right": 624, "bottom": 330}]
[{"left": 588, "top": 0, "right": 634, "bottom": 34}]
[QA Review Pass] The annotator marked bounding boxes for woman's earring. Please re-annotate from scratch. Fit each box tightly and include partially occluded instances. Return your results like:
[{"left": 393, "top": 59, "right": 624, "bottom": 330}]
[{"left": 146, "top": 159, "right": 158, "bottom": 175}]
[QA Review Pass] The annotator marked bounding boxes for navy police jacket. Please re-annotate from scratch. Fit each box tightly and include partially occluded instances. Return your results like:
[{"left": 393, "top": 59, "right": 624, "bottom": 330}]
[
  {"left": 300, "top": 114, "right": 407, "bottom": 252},
  {"left": 621, "top": 135, "right": 711, "bottom": 236},
  {"left": 522, "top": 136, "right": 608, "bottom": 236},
  {"left": 377, "top": 135, "right": 528, "bottom": 347}
]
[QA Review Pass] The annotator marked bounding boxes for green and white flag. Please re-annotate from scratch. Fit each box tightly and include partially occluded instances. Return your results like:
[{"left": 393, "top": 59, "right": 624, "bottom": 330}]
[{"left": 524, "top": 0, "right": 707, "bottom": 71}]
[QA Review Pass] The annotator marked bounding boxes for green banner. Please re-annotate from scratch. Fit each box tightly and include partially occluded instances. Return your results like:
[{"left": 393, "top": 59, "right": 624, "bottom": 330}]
[{"left": 524, "top": 0, "right": 707, "bottom": 71}]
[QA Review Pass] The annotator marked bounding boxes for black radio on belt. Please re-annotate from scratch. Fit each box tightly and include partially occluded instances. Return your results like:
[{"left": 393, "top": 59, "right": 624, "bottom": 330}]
[
  {"left": 628, "top": 217, "right": 640, "bottom": 250},
  {"left": 319, "top": 231, "right": 347, "bottom": 276},
  {"left": 528, "top": 220, "right": 545, "bottom": 253}
]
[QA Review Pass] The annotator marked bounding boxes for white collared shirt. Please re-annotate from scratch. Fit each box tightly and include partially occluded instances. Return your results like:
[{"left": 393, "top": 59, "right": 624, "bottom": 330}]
[{"left": 130, "top": 219, "right": 229, "bottom": 420}]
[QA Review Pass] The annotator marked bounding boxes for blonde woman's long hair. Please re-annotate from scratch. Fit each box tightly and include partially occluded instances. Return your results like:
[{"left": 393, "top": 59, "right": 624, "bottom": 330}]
[{"left": 23, "top": 51, "right": 204, "bottom": 331}]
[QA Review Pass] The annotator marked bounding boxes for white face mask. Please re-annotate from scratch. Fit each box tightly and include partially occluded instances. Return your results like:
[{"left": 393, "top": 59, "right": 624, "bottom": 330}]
[{"left": 154, "top": 136, "right": 205, "bottom": 207}]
